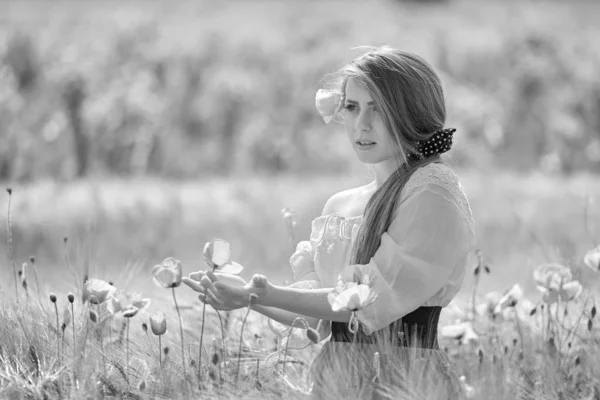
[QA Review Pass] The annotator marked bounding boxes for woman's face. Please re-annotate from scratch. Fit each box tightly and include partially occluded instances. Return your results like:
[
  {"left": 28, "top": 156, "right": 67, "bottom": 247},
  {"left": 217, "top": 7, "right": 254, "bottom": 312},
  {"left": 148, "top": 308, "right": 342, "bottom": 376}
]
[{"left": 343, "top": 78, "right": 397, "bottom": 165}]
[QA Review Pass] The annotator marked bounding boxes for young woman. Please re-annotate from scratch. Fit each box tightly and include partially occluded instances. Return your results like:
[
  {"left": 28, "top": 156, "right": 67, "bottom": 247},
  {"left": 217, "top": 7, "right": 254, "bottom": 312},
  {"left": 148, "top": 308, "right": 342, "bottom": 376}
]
[{"left": 184, "top": 46, "right": 475, "bottom": 399}]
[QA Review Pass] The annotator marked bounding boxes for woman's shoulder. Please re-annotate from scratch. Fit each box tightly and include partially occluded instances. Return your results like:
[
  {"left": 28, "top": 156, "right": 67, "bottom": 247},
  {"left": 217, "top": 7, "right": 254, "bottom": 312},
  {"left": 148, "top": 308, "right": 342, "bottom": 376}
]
[
  {"left": 321, "top": 183, "right": 375, "bottom": 217},
  {"left": 404, "top": 162, "right": 464, "bottom": 199}
]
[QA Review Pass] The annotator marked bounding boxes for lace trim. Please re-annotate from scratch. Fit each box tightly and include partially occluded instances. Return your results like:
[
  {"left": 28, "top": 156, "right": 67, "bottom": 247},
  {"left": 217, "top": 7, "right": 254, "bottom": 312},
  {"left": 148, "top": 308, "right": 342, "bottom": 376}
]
[{"left": 403, "top": 163, "right": 474, "bottom": 231}]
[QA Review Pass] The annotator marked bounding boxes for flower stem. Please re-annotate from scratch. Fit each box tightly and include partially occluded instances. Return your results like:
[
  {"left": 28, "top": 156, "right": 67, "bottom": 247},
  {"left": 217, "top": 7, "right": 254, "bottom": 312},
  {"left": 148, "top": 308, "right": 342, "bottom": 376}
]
[
  {"left": 159, "top": 335, "right": 162, "bottom": 368},
  {"left": 53, "top": 302, "right": 60, "bottom": 364},
  {"left": 282, "top": 317, "right": 308, "bottom": 376},
  {"left": 198, "top": 301, "right": 206, "bottom": 385},
  {"left": 71, "top": 303, "right": 76, "bottom": 360},
  {"left": 236, "top": 304, "right": 253, "bottom": 384},
  {"left": 6, "top": 189, "right": 18, "bottom": 304},
  {"left": 171, "top": 288, "right": 187, "bottom": 386},
  {"left": 127, "top": 318, "right": 130, "bottom": 388},
  {"left": 214, "top": 309, "right": 227, "bottom": 374}
]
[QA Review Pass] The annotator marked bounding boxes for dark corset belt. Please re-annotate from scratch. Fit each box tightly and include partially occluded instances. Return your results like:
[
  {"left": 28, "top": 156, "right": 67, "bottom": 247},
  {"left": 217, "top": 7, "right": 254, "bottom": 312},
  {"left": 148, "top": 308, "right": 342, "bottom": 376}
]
[{"left": 330, "top": 306, "right": 442, "bottom": 349}]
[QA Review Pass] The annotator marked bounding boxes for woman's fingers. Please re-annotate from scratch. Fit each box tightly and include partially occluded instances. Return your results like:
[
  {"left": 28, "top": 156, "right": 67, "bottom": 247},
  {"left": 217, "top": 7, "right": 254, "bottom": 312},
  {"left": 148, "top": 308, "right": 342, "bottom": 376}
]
[
  {"left": 206, "top": 270, "right": 218, "bottom": 282},
  {"left": 200, "top": 275, "right": 217, "bottom": 293},
  {"left": 182, "top": 277, "right": 205, "bottom": 293},
  {"left": 189, "top": 271, "right": 206, "bottom": 281}
]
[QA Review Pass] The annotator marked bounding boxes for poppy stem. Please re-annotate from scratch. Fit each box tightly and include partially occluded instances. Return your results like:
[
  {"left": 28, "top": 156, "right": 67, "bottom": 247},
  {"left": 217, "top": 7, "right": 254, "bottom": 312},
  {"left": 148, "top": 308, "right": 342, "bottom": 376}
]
[
  {"left": 53, "top": 302, "right": 60, "bottom": 364},
  {"left": 159, "top": 335, "right": 162, "bottom": 368},
  {"left": 126, "top": 318, "right": 130, "bottom": 388},
  {"left": 171, "top": 287, "right": 188, "bottom": 390},
  {"left": 6, "top": 188, "right": 18, "bottom": 304},
  {"left": 71, "top": 302, "right": 76, "bottom": 360},
  {"left": 198, "top": 300, "right": 206, "bottom": 385}
]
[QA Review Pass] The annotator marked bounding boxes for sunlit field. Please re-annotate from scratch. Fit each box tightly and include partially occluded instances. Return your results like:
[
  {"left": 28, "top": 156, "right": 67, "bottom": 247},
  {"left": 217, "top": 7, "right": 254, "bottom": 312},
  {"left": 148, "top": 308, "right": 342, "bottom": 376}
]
[{"left": 2, "top": 0, "right": 600, "bottom": 399}]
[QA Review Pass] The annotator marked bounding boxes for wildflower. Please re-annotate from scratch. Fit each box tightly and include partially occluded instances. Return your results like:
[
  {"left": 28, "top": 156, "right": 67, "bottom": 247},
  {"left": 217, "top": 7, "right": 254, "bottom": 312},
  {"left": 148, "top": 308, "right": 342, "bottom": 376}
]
[
  {"left": 459, "top": 376, "right": 475, "bottom": 399},
  {"left": 203, "top": 239, "right": 243, "bottom": 274},
  {"left": 533, "top": 263, "right": 582, "bottom": 304},
  {"left": 475, "top": 291, "right": 502, "bottom": 318},
  {"left": 150, "top": 313, "right": 167, "bottom": 336},
  {"left": 106, "top": 290, "right": 151, "bottom": 318},
  {"left": 315, "top": 89, "right": 342, "bottom": 124},
  {"left": 82, "top": 278, "right": 117, "bottom": 305},
  {"left": 584, "top": 246, "right": 600, "bottom": 271},
  {"left": 152, "top": 257, "right": 182, "bottom": 288},
  {"left": 493, "top": 284, "right": 523, "bottom": 315},
  {"left": 440, "top": 321, "right": 479, "bottom": 345}
]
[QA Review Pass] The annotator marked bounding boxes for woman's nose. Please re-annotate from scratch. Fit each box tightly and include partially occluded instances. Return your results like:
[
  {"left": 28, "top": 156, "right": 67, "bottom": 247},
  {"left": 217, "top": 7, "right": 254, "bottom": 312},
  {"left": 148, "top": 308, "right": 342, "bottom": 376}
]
[{"left": 355, "top": 109, "right": 372, "bottom": 132}]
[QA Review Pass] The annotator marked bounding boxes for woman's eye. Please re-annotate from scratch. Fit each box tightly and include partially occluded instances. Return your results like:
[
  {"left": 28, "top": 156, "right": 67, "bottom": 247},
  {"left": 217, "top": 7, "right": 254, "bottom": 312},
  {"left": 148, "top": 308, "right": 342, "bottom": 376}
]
[{"left": 344, "top": 104, "right": 357, "bottom": 112}]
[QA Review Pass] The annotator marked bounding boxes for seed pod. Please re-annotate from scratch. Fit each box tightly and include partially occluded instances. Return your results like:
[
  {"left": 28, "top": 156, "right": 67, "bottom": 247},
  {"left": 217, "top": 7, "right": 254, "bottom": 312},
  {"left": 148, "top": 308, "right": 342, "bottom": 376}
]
[
  {"left": 211, "top": 352, "right": 220, "bottom": 366},
  {"left": 67, "top": 293, "right": 75, "bottom": 303},
  {"left": 61, "top": 323, "right": 67, "bottom": 332},
  {"left": 138, "top": 379, "right": 146, "bottom": 391},
  {"left": 49, "top": 293, "right": 57, "bottom": 303}
]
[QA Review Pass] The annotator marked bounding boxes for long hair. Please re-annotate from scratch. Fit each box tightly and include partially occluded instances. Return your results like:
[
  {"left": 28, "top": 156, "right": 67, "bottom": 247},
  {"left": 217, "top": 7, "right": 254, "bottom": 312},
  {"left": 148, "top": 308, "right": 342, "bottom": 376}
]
[{"left": 327, "top": 47, "right": 448, "bottom": 265}]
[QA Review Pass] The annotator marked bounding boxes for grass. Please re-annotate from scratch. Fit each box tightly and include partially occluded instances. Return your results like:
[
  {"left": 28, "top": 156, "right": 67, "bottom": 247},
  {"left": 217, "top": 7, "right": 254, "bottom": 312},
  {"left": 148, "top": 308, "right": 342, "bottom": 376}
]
[{"left": 1, "top": 169, "right": 600, "bottom": 398}]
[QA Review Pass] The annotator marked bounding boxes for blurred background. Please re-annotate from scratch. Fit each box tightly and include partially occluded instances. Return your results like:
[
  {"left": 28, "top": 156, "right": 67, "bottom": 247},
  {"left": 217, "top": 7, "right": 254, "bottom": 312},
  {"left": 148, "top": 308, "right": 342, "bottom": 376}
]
[{"left": 1, "top": 0, "right": 600, "bottom": 310}]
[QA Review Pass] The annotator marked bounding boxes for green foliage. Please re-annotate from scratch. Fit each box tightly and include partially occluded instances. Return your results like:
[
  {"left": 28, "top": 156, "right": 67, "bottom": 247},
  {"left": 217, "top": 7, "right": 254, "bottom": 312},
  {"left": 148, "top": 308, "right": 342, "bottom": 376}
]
[{"left": 1, "top": 1, "right": 599, "bottom": 181}]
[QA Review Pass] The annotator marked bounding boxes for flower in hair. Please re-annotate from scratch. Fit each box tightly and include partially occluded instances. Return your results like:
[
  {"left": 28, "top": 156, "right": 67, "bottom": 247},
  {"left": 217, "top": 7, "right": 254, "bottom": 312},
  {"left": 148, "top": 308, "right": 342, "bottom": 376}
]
[{"left": 315, "top": 89, "right": 342, "bottom": 124}]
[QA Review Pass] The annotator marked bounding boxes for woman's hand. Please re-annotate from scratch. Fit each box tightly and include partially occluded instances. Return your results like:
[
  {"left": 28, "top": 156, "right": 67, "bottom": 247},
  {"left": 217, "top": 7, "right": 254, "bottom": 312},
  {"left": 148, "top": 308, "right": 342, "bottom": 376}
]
[{"left": 182, "top": 271, "right": 269, "bottom": 310}]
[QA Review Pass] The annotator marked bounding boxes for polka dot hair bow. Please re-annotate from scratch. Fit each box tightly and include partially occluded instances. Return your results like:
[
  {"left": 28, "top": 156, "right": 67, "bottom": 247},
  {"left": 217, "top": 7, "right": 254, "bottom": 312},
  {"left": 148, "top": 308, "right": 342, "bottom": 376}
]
[{"left": 414, "top": 128, "right": 456, "bottom": 159}]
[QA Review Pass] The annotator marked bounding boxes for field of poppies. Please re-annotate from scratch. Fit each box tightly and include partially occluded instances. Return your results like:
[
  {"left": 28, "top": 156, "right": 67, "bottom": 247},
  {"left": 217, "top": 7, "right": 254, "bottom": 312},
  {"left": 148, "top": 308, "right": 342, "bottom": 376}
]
[{"left": 2, "top": 175, "right": 600, "bottom": 399}]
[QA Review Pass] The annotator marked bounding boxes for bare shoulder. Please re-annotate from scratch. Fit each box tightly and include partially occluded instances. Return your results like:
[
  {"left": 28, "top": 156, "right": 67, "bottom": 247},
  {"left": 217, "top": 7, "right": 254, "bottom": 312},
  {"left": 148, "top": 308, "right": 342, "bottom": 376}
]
[{"left": 321, "top": 183, "right": 375, "bottom": 217}]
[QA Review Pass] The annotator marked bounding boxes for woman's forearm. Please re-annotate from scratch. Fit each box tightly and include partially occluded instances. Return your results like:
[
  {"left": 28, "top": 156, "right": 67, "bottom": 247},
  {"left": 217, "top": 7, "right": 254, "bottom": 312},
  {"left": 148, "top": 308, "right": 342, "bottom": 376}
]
[
  {"left": 258, "top": 283, "right": 351, "bottom": 323},
  {"left": 252, "top": 304, "right": 320, "bottom": 329}
]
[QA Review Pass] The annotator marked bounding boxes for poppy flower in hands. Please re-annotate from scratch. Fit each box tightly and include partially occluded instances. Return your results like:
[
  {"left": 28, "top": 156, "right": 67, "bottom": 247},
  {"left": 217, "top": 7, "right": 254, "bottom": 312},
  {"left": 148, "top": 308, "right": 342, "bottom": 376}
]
[
  {"left": 203, "top": 239, "right": 244, "bottom": 274},
  {"left": 315, "top": 89, "right": 342, "bottom": 124},
  {"left": 82, "top": 278, "right": 116, "bottom": 305},
  {"left": 107, "top": 290, "right": 151, "bottom": 318},
  {"left": 152, "top": 257, "right": 183, "bottom": 288},
  {"left": 328, "top": 260, "right": 379, "bottom": 333}
]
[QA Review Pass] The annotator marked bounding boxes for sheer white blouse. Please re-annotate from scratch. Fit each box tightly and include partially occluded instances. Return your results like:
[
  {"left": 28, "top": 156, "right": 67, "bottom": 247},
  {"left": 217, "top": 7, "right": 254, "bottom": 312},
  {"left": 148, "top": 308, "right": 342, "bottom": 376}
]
[{"left": 269, "top": 163, "right": 476, "bottom": 345}]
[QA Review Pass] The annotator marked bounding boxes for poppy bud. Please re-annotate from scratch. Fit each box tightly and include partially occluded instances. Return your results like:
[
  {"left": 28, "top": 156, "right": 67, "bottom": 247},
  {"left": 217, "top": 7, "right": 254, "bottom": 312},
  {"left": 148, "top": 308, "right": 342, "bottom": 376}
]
[
  {"left": 63, "top": 237, "right": 68, "bottom": 244},
  {"left": 518, "top": 351, "right": 524, "bottom": 361},
  {"left": 529, "top": 307, "right": 537, "bottom": 316},
  {"left": 142, "top": 323, "right": 148, "bottom": 333},
  {"left": 575, "top": 356, "right": 580, "bottom": 366},
  {"left": 67, "top": 293, "right": 75, "bottom": 303},
  {"left": 588, "top": 318, "right": 593, "bottom": 331},
  {"left": 568, "top": 342, "right": 572, "bottom": 349},
  {"left": 484, "top": 265, "right": 491, "bottom": 274},
  {"left": 478, "top": 349, "right": 484, "bottom": 363},
  {"left": 592, "top": 306, "right": 597, "bottom": 319},
  {"left": 211, "top": 352, "right": 220, "bottom": 366},
  {"left": 138, "top": 379, "right": 146, "bottom": 391},
  {"left": 61, "top": 323, "right": 67, "bottom": 332},
  {"left": 306, "top": 328, "right": 320, "bottom": 344},
  {"left": 513, "top": 338, "right": 518, "bottom": 347},
  {"left": 49, "top": 293, "right": 57, "bottom": 303},
  {"left": 30, "top": 256, "right": 35, "bottom": 264},
  {"left": 473, "top": 266, "right": 480, "bottom": 276},
  {"left": 163, "top": 346, "right": 169, "bottom": 356},
  {"left": 89, "top": 310, "right": 98, "bottom": 323},
  {"left": 6, "top": 188, "right": 12, "bottom": 195},
  {"left": 504, "top": 346, "right": 508, "bottom": 355}
]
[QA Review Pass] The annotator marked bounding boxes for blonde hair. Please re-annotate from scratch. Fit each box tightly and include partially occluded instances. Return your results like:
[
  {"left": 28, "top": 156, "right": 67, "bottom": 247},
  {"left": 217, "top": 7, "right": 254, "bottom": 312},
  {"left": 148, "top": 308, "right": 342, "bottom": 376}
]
[{"left": 326, "top": 46, "right": 448, "bottom": 265}]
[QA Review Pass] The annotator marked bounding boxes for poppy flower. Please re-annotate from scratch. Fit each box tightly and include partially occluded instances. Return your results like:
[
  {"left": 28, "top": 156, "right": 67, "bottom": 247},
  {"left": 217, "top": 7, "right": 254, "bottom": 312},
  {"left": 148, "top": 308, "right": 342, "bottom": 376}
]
[
  {"left": 152, "top": 257, "right": 182, "bottom": 288},
  {"left": 82, "top": 278, "right": 116, "bottom": 305},
  {"left": 150, "top": 312, "right": 167, "bottom": 336},
  {"left": 203, "top": 239, "right": 243, "bottom": 274},
  {"left": 584, "top": 246, "right": 600, "bottom": 272},
  {"left": 107, "top": 290, "right": 151, "bottom": 318}
]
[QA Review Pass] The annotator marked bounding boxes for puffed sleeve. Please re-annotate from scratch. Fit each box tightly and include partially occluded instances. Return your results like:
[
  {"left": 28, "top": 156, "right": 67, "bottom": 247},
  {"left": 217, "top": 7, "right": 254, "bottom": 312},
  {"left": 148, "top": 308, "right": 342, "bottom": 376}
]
[
  {"left": 353, "top": 184, "right": 475, "bottom": 335},
  {"left": 268, "top": 240, "right": 331, "bottom": 345}
]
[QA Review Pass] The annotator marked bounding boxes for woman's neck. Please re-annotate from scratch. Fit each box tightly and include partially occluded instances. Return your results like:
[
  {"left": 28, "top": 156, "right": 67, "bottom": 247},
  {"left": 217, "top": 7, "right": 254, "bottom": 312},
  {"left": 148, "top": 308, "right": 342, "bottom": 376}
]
[{"left": 371, "top": 157, "right": 401, "bottom": 188}]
